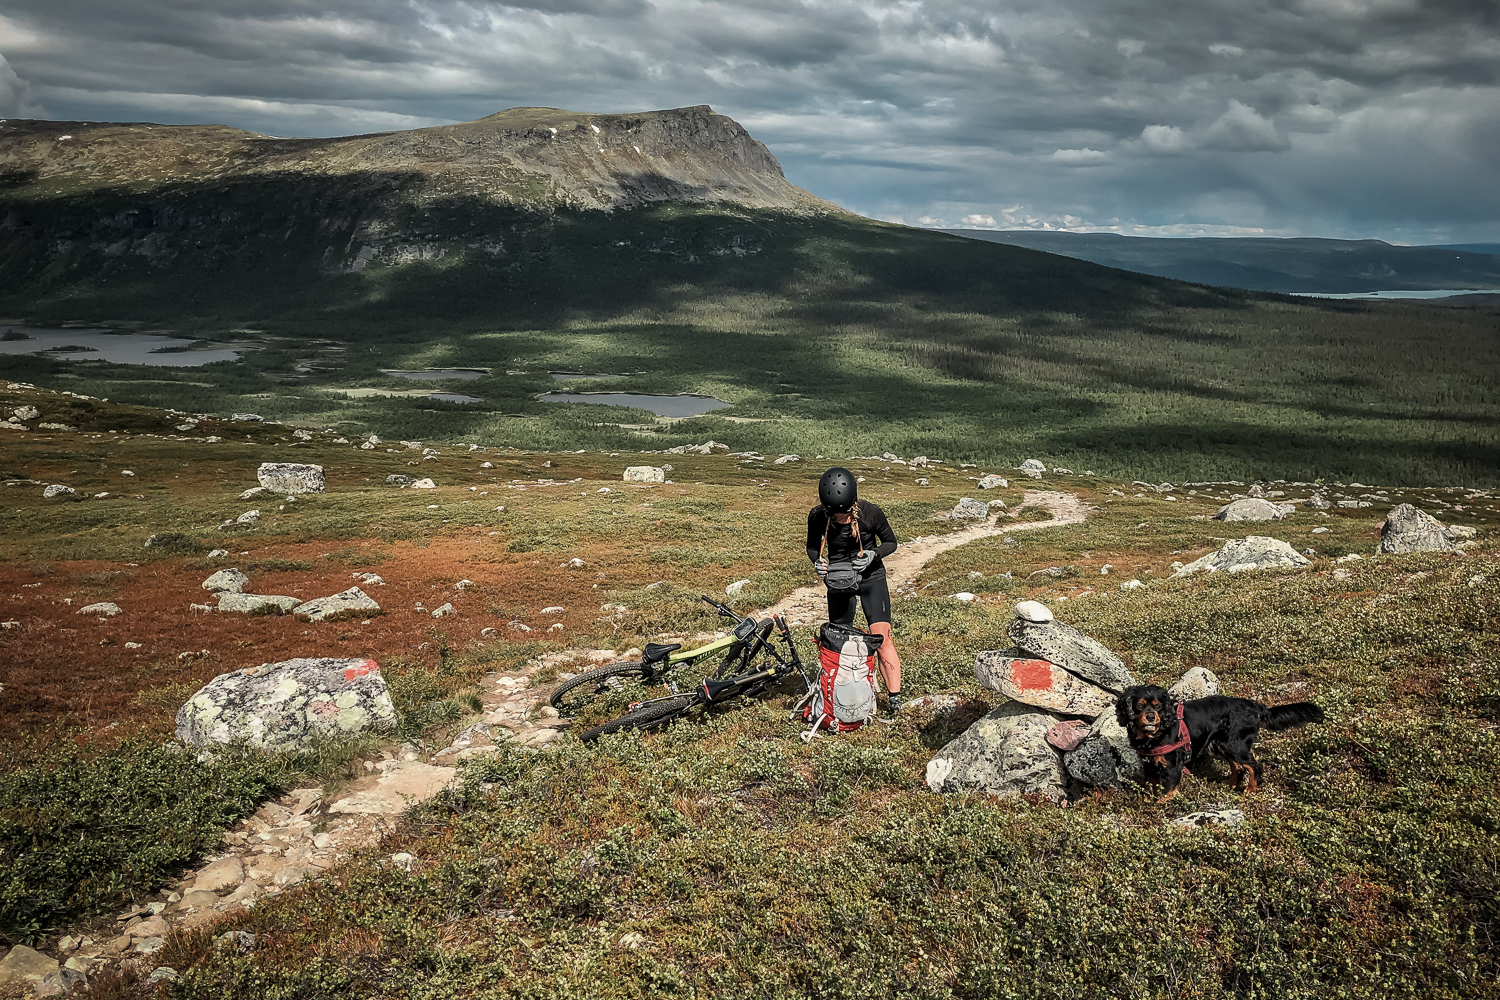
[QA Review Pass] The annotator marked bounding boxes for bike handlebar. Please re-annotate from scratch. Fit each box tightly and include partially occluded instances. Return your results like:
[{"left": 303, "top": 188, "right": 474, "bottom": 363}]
[{"left": 699, "top": 594, "right": 742, "bottom": 621}]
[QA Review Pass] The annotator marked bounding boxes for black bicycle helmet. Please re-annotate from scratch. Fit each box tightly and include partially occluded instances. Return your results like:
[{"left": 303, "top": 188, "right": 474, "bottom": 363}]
[{"left": 818, "top": 467, "right": 858, "bottom": 512}]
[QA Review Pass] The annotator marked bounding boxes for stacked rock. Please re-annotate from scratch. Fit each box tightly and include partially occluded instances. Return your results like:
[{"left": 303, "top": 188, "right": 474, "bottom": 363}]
[{"left": 929, "top": 601, "right": 1189, "bottom": 801}]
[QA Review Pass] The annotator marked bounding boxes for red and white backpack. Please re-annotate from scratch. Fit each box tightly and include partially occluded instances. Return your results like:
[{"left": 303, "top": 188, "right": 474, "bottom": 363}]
[{"left": 799, "top": 623, "right": 884, "bottom": 740}]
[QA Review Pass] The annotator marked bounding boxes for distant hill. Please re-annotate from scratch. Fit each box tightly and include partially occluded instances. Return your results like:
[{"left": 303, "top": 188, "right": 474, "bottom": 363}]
[
  {"left": 1434, "top": 243, "right": 1500, "bottom": 256},
  {"left": 939, "top": 230, "right": 1500, "bottom": 294}
]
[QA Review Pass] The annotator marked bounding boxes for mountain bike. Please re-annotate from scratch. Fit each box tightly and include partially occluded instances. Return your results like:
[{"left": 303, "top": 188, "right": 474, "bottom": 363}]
[
  {"left": 548, "top": 594, "right": 779, "bottom": 717},
  {"left": 575, "top": 609, "right": 810, "bottom": 742}
]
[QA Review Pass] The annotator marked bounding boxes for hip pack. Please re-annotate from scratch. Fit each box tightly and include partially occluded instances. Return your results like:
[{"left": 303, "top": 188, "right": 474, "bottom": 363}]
[{"left": 820, "top": 503, "right": 866, "bottom": 592}]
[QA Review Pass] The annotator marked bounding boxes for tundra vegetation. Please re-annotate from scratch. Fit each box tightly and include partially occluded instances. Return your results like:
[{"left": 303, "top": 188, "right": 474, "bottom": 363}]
[{"left": 0, "top": 395, "right": 1496, "bottom": 998}]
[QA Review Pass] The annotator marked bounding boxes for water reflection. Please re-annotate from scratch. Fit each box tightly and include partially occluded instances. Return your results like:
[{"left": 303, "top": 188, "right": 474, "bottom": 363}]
[
  {"left": 550, "top": 372, "right": 624, "bottom": 381},
  {"left": 0, "top": 327, "right": 250, "bottom": 367}
]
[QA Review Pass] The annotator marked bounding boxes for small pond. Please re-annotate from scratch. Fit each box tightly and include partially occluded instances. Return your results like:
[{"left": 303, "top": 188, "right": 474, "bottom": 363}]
[
  {"left": 538, "top": 392, "right": 730, "bottom": 417},
  {"left": 1286, "top": 289, "right": 1491, "bottom": 300},
  {"left": 0, "top": 327, "right": 250, "bottom": 367},
  {"left": 427, "top": 393, "right": 484, "bottom": 404},
  {"left": 550, "top": 372, "right": 625, "bottom": 381},
  {"left": 384, "top": 369, "right": 488, "bottom": 380}
]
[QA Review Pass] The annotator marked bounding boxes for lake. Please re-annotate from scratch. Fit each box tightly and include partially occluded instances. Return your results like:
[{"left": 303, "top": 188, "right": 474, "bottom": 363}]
[
  {"left": 550, "top": 372, "right": 624, "bottom": 381},
  {"left": 0, "top": 327, "right": 250, "bottom": 366},
  {"left": 1287, "top": 289, "right": 1493, "bottom": 300},
  {"left": 538, "top": 392, "right": 730, "bottom": 417}
]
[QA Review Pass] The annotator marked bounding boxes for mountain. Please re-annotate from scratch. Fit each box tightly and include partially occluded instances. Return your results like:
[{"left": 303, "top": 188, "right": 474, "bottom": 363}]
[{"left": 938, "top": 230, "right": 1500, "bottom": 294}]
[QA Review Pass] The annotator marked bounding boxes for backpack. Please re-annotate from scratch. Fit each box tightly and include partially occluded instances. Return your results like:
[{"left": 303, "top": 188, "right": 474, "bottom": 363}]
[{"left": 799, "top": 623, "right": 884, "bottom": 740}]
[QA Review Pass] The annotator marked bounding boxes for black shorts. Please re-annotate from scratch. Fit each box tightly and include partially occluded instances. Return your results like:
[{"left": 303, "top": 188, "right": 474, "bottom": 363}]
[{"left": 827, "top": 573, "right": 892, "bottom": 627}]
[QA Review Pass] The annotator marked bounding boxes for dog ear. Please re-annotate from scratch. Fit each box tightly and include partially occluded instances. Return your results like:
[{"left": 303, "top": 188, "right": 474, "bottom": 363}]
[{"left": 1115, "top": 688, "right": 1136, "bottom": 729}]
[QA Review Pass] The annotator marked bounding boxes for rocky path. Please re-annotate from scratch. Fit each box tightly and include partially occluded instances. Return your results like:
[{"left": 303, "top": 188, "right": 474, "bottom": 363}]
[
  {"left": 764, "top": 490, "right": 1094, "bottom": 626},
  {"left": 44, "top": 492, "right": 1092, "bottom": 989}
]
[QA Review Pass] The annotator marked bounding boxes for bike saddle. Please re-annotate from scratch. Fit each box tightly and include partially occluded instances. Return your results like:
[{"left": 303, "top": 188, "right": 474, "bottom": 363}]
[
  {"left": 643, "top": 642, "right": 682, "bottom": 663},
  {"left": 700, "top": 677, "right": 740, "bottom": 702}
]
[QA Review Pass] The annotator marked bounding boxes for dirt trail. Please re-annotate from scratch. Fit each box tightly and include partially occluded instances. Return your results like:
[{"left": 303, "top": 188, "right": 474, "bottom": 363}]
[{"left": 764, "top": 490, "right": 1093, "bottom": 626}]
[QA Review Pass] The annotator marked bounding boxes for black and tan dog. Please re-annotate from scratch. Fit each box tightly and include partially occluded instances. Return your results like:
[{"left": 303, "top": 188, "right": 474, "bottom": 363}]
[{"left": 1116, "top": 685, "right": 1324, "bottom": 801}]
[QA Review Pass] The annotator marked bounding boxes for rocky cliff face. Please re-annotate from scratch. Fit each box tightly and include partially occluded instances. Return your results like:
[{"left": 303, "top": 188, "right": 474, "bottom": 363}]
[{"left": 0, "top": 105, "right": 842, "bottom": 302}]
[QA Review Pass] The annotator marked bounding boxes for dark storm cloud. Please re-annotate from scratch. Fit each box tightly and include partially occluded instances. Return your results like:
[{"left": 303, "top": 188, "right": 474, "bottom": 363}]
[{"left": 1, "top": 0, "right": 1496, "bottom": 239}]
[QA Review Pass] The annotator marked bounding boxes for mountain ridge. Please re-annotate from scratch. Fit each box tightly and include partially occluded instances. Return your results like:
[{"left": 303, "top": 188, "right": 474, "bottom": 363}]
[{"left": 939, "top": 229, "right": 1500, "bottom": 294}]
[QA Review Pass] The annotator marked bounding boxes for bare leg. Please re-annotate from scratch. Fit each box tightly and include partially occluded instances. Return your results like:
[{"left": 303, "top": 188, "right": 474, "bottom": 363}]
[{"left": 868, "top": 620, "right": 902, "bottom": 694}]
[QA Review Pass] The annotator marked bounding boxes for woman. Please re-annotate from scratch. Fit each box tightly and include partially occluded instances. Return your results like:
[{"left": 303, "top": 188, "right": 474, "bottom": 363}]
[{"left": 805, "top": 466, "right": 903, "bottom": 713}]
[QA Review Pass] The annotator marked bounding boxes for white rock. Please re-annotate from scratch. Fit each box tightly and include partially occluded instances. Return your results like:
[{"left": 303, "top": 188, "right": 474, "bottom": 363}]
[
  {"left": 623, "top": 466, "right": 665, "bottom": 483},
  {"left": 240, "top": 486, "right": 268, "bottom": 500},
  {"left": 950, "top": 592, "right": 977, "bottom": 602},
  {"left": 291, "top": 586, "right": 381, "bottom": 622},
  {"left": 201, "top": 568, "right": 251, "bottom": 594},
  {"left": 256, "top": 463, "right": 325, "bottom": 495},
  {"left": 78, "top": 602, "right": 121, "bottom": 616},
  {"left": 1119, "top": 579, "right": 1144, "bottom": 590},
  {"left": 924, "top": 757, "right": 953, "bottom": 791},
  {"left": 541, "top": 606, "right": 565, "bottom": 614},
  {"left": 217, "top": 594, "right": 299, "bottom": 615},
  {"left": 411, "top": 478, "right": 436, "bottom": 489},
  {"left": 725, "top": 579, "right": 752, "bottom": 596},
  {"left": 43, "top": 484, "right": 77, "bottom": 498},
  {"left": 431, "top": 603, "right": 456, "bottom": 618},
  {"left": 978, "top": 474, "right": 1008, "bottom": 489},
  {"left": 1013, "top": 600, "right": 1053, "bottom": 622}
]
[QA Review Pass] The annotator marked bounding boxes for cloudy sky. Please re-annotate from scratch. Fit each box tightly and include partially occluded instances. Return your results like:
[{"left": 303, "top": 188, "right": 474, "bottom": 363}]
[{"left": 2, "top": 0, "right": 1497, "bottom": 242}]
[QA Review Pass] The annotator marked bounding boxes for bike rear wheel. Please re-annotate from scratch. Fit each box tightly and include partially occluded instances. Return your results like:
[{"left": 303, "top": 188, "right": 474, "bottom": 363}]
[
  {"left": 577, "top": 695, "right": 698, "bottom": 742},
  {"left": 548, "top": 661, "right": 650, "bottom": 716}
]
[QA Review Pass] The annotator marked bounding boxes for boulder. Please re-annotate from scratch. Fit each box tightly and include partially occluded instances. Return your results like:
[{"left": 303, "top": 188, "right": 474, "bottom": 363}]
[
  {"left": 623, "top": 466, "right": 665, "bottom": 483},
  {"left": 13, "top": 405, "right": 40, "bottom": 421},
  {"left": 78, "top": 602, "right": 122, "bottom": 616},
  {"left": 43, "top": 484, "right": 77, "bottom": 498},
  {"left": 176, "top": 656, "right": 396, "bottom": 750},
  {"left": 974, "top": 648, "right": 1116, "bottom": 717},
  {"left": 0, "top": 944, "right": 58, "bottom": 989},
  {"left": 201, "top": 568, "right": 250, "bottom": 593},
  {"left": 292, "top": 586, "right": 380, "bottom": 622},
  {"left": 1045, "top": 719, "right": 1090, "bottom": 752},
  {"left": 978, "top": 474, "right": 1008, "bottom": 489},
  {"left": 256, "top": 462, "right": 325, "bottom": 494},
  {"left": 1173, "top": 809, "right": 1246, "bottom": 829},
  {"left": 411, "top": 478, "right": 437, "bottom": 489},
  {"left": 1063, "top": 709, "right": 1144, "bottom": 788},
  {"left": 950, "top": 497, "right": 989, "bottom": 520},
  {"left": 217, "top": 594, "right": 300, "bottom": 615},
  {"left": 1169, "top": 667, "right": 1222, "bottom": 701},
  {"left": 1019, "top": 459, "right": 1046, "bottom": 473},
  {"left": 1005, "top": 617, "right": 1134, "bottom": 694},
  {"left": 1379, "top": 504, "right": 1459, "bottom": 554},
  {"left": 231, "top": 413, "right": 263, "bottom": 421},
  {"left": 191, "top": 856, "right": 245, "bottom": 893},
  {"left": 725, "top": 579, "right": 751, "bottom": 596},
  {"left": 925, "top": 702, "right": 1068, "bottom": 803},
  {"left": 37, "top": 967, "right": 88, "bottom": 997},
  {"left": 1171, "top": 536, "right": 1311, "bottom": 578},
  {"left": 1215, "top": 498, "right": 1294, "bottom": 522},
  {"left": 1014, "top": 600, "right": 1053, "bottom": 622}
]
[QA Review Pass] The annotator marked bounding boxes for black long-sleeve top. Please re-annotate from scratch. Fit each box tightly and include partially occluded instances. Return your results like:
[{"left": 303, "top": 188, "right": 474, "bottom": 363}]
[{"left": 806, "top": 501, "right": 898, "bottom": 579}]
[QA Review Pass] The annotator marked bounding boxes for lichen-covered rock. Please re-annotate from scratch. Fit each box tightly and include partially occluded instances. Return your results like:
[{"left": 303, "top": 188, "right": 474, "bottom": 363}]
[
  {"left": 1063, "top": 708, "right": 1144, "bottom": 788},
  {"left": 1171, "top": 536, "right": 1311, "bottom": 578},
  {"left": 925, "top": 701, "right": 1068, "bottom": 802},
  {"left": 1019, "top": 459, "right": 1046, "bottom": 473},
  {"left": 1379, "top": 504, "right": 1459, "bottom": 554},
  {"left": 78, "top": 602, "right": 121, "bottom": 616},
  {"left": 974, "top": 647, "right": 1116, "bottom": 716},
  {"left": 256, "top": 462, "right": 325, "bottom": 495},
  {"left": 1005, "top": 617, "right": 1134, "bottom": 694},
  {"left": 950, "top": 497, "right": 989, "bottom": 520},
  {"left": 292, "top": 586, "right": 380, "bottom": 622},
  {"left": 217, "top": 593, "right": 300, "bottom": 614},
  {"left": 0, "top": 944, "right": 57, "bottom": 989},
  {"left": 202, "top": 568, "right": 250, "bottom": 593},
  {"left": 622, "top": 466, "right": 665, "bottom": 483},
  {"left": 12, "top": 404, "right": 40, "bottom": 421},
  {"left": 176, "top": 657, "right": 396, "bottom": 749},
  {"left": 43, "top": 484, "right": 77, "bottom": 498},
  {"left": 1169, "top": 666, "right": 1222, "bottom": 700},
  {"left": 1215, "top": 498, "right": 1294, "bottom": 521},
  {"left": 978, "top": 474, "right": 1008, "bottom": 489}
]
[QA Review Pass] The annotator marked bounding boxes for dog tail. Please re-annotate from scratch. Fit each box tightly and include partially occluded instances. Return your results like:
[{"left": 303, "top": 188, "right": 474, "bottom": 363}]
[{"left": 1263, "top": 702, "right": 1324, "bottom": 732}]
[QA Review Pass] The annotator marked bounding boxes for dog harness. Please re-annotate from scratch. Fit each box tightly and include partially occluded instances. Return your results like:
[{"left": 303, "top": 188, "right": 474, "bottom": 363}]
[{"left": 1147, "top": 703, "right": 1192, "bottom": 758}]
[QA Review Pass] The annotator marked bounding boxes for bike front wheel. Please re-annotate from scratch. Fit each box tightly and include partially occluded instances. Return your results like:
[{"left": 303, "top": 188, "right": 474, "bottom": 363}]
[
  {"left": 577, "top": 695, "right": 698, "bottom": 743},
  {"left": 548, "top": 661, "right": 651, "bottom": 717}
]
